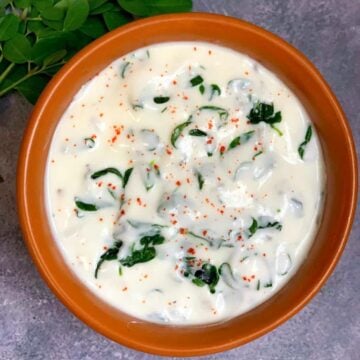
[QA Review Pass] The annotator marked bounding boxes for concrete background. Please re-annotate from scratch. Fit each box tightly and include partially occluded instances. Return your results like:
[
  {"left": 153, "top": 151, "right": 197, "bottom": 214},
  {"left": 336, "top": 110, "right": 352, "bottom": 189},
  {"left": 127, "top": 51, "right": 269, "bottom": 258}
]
[{"left": 0, "top": 1, "right": 359, "bottom": 359}]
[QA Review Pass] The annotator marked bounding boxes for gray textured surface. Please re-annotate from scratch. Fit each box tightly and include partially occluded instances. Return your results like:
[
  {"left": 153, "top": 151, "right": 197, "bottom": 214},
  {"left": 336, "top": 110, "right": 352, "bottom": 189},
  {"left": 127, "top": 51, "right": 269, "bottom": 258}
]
[{"left": 0, "top": 0, "right": 359, "bottom": 359}]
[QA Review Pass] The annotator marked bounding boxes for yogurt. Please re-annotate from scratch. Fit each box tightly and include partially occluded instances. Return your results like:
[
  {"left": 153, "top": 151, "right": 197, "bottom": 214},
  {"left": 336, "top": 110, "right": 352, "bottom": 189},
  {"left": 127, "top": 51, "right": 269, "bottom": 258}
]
[{"left": 45, "top": 42, "right": 325, "bottom": 325}]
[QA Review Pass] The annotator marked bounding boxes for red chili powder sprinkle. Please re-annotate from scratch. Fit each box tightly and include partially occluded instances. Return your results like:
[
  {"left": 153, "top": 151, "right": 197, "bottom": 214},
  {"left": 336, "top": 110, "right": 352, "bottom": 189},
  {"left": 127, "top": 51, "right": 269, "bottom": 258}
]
[
  {"left": 175, "top": 180, "right": 181, "bottom": 186},
  {"left": 179, "top": 228, "right": 187, "bottom": 235},
  {"left": 187, "top": 247, "right": 196, "bottom": 255}
]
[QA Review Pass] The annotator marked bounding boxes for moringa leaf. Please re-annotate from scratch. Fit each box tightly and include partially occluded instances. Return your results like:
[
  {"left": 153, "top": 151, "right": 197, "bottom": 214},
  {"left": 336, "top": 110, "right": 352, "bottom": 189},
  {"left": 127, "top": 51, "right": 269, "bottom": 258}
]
[
  {"left": 103, "top": 10, "right": 131, "bottom": 31},
  {"left": 122, "top": 167, "right": 133, "bottom": 188},
  {"left": 91, "top": 167, "right": 123, "bottom": 180},
  {"left": 75, "top": 198, "right": 98, "bottom": 211},
  {"left": 189, "top": 129, "right": 207, "bottom": 137},
  {"left": 117, "top": 0, "right": 192, "bottom": 17},
  {"left": 153, "top": 96, "right": 170, "bottom": 104},
  {"left": 228, "top": 130, "right": 255, "bottom": 151},
  {"left": 3, "top": 34, "right": 32, "bottom": 63},
  {"left": 170, "top": 119, "right": 192, "bottom": 148},
  {"left": 63, "top": 0, "right": 89, "bottom": 31},
  {"left": 95, "top": 240, "right": 123, "bottom": 278},
  {"left": 0, "top": 14, "right": 20, "bottom": 41}
]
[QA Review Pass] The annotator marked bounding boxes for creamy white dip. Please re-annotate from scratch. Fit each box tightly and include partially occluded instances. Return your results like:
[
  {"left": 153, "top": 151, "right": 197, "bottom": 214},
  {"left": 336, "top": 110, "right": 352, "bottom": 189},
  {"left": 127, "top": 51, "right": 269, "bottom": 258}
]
[{"left": 46, "top": 42, "right": 325, "bottom": 325}]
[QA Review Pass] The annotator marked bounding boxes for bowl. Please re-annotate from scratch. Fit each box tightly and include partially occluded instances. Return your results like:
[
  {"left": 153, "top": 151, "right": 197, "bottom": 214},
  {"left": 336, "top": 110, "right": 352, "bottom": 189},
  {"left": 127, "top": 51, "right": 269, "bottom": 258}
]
[{"left": 17, "top": 13, "right": 358, "bottom": 356}]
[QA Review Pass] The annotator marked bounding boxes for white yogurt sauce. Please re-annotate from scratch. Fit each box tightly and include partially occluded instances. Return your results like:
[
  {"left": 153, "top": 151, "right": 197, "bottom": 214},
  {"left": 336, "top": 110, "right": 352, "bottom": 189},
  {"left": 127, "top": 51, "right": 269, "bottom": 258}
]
[{"left": 46, "top": 42, "right": 325, "bottom": 325}]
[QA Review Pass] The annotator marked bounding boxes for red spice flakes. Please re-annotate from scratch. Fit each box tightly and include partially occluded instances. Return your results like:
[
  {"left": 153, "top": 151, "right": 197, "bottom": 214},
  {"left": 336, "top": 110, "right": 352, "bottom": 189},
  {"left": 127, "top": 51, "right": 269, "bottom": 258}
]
[
  {"left": 166, "top": 147, "right": 173, "bottom": 155},
  {"left": 120, "top": 209, "right": 125, "bottom": 216},
  {"left": 251, "top": 275, "right": 255, "bottom": 279},
  {"left": 136, "top": 197, "right": 142, "bottom": 206},
  {"left": 99, "top": 218, "right": 103, "bottom": 222},
  {"left": 172, "top": 80, "right": 177, "bottom": 85},
  {"left": 91, "top": 134, "right": 97, "bottom": 139},
  {"left": 182, "top": 95, "right": 189, "bottom": 100},
  {"left": 231, "top": 118, "right": 239, "bottom": 123},
  {"left": 99, "top": 112, "right": 104, "bottom": 117},
  {"left": 97, "top": 181, "right": 103, "bottom": 187},
  {"left": 207, "top": 121, "right": 213, "bottom": 130},
  {"left": 174, "top": 264, "right": 179, "bottom": 271},
  {"left": 186, "top": 178, "right": 191, "bottom": 184},
  {"left": 208, "top": 50, "right": 212, "bottom": 55},
  {"left": 193, "top": 46, "right": 197, "bottom": 51},
  {"left": 262, "top": 253, "right": 267, "bottom": 257},
  {"left": 175, "top": 180, "right": 181, "bottom": 187},
  {"left": 187, "top": 247, "right": 196, "bottom": 255},
  {"left": 122, "top": 287, "right": 128, "bottom": 291},
  {"left": 103, "top": 246, "right": 108, "bottom": 250},
  {"left": 179, "top": 228, "right": 187, "bottom": 235},
  {"left": 171, "top": 220, "right": 178, "bottom": 225},
  {"left": 202, "top": 230, "right": 208, "bottom": 236},
  {"left": 219, "top": 145, "right": 226, "bottom": 154}
]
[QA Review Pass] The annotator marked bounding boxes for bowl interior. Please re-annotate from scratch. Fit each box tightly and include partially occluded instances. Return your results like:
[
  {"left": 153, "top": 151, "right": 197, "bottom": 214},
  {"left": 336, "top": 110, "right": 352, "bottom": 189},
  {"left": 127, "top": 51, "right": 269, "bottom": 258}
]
[{"left": 17, "top": 13, "right": 357, "bottom": 356}]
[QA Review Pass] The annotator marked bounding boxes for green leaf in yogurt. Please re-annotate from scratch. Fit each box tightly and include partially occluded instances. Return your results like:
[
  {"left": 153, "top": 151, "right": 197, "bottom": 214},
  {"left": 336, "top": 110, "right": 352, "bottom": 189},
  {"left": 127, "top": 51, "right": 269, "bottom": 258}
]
[
  {"left": 91, "top": 167, "right": 123, "bottom": 180},
  {"left": 228, "top": 130, "right": 255, "bottom": 151},
  {"left": 209, "top": 84, "right": 221, "bottom": 100},
  {"left": 247, "top": 102, "right": 282, "bottom": 135},
  {"left": 188, "top": 129, "right": 207, "bottom": 137},
  {"left": 120, "top": 246, "right": 156, "bottom": 267},
  {"left": 190, "top": 75, "right": 204, "bottom": 87},
  {"left": 248, "top": 217, "right": 282, "bottom": 237},
  {"left": 170, "top": 119, "right": 192, "bottom": 148},
  {"left": 195, "top": 171, "right": 204, "bottom": 190},
  {"left": 193, "top": 263, "right": 219, "bottom": 294},
  {"left": 75, "top": 198, "right": 98, "bottom": 211},
  {"left": 298, "top": 125, "right": 312, "bottom": 159},
  {"left": 94, "top": 240, "right": 123, "bottom": 278},
  {"left": 199, "top": 84, "right": 205, "bottom": 94},
  {"left": 120, "top": 61, "right": 130, "bottom": 79},
  {"left": 199, "top": 105, "right": 229, "bottom": 122},
  {"left": 122, "top": 167, "right": 133, "bottom": 188},
  {"left": 153, "top": 96, "right": 170, "bottom": 104}
]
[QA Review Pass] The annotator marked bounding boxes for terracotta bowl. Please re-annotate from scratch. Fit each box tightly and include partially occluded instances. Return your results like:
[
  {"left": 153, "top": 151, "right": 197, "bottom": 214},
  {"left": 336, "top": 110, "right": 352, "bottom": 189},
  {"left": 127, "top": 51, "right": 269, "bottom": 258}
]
[{"left": 17, "top": 13, "right": 358, "bottom": 356}]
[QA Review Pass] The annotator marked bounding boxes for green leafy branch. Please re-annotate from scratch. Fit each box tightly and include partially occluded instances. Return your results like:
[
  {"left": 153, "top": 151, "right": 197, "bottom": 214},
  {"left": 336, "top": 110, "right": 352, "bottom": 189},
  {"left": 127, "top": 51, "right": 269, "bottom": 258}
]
[{"left": 0, "top": 0, "right": 192, "bottom": 104}]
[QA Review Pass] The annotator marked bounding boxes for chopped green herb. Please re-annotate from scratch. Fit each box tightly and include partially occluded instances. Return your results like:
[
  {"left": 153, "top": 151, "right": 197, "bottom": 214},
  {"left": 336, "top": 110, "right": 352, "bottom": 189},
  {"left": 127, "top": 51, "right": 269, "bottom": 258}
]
[
  {"left": 75, "top": 199, "right": 98, "bottom": 211},
  {"left": 193, "top": 263, "right": 219, "bottom": 294},
  {"left": 256, "top": 280, "right": 260, "bottom": 290},
  {"left": 264, "top": 282, "right": 273, "bottom": 288},
  {"left": 247, "top": 102, "right": 282, "bottom": 134},
  {"left": 209, "top": 84, "right": 221, "bottom": 100},
  {"left": 122, "top": 167, "right": 133, "bottom": 188},
  {"left": 120, "top": 246, "right": 156, "bottom": 267},
  {"left": 170, "top": 119, "right": 192, "bottom": 148},
  {"left": 161, "top": 107, "right": 168, "bottom": 113},
  {"left": 121, "top": 61, "right": 130, "bottom": 79},
  {"left": 188, "top": 129, "right": 207, "bottom": 137},
  {"left": 188, "top": 231, "right": 213, "bottom": 246},
  {"left": 228, "top": 130, "right": 255, "bottom": 151},
  {"left": 298, "top": 125, "right": 312, "bottom": 159},
  {"left": 196, "top": 171, "right": 205, "bottom": 190},
  {"left": 139, "top": 233, "right": 165, "bottom": 246},
  {"left": 91, "top": 167, "right": 123, "bottom": 180},
  {"left": 192, "top": 278, "right": 206, "bottom": 287},
  {"left": 95, "top": 241, "right": 123, "bottom": 278},
  {"left": 190, "top": 75, "right": 204, "bottom": 87},
  {"left": 199, "top": 84, "right": 205, "bottom": 94},
  {"left": 118, "top": 266, "right": 123, "bottom": 276},
  {"left": 84, "top": 137, "right": 95, "bottom": 148},
  {"left": 153, "top": 96, "right": 170, "bottom": 104},
  {"left": 248, "top": 217, "right": 282, "bottom": 237},
  {"left": 199, "top": 105, "right": 229, "bottom": 122},
  {"left": 253, "top": 150, "right": 263, "bottom": 159}
]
